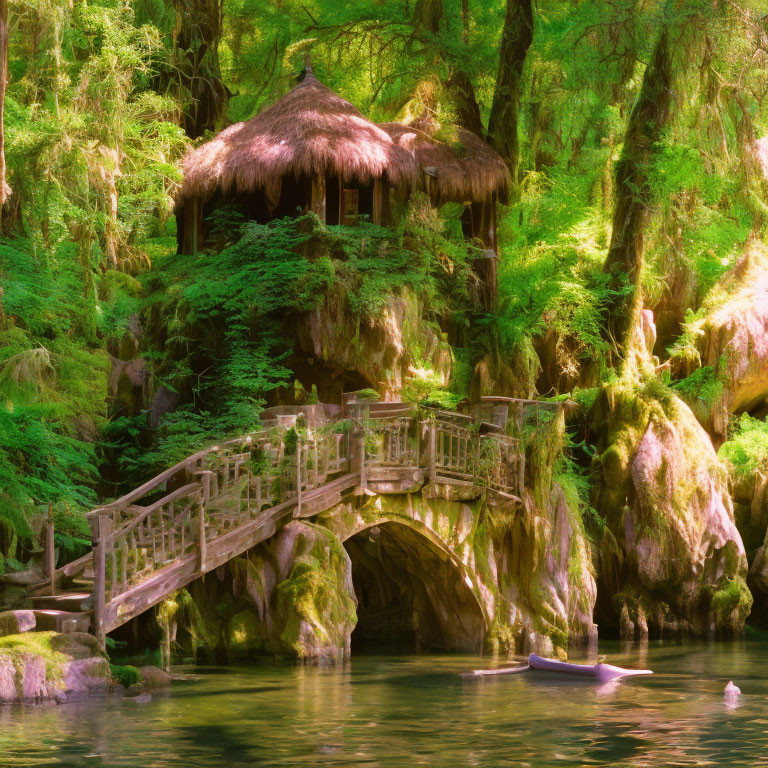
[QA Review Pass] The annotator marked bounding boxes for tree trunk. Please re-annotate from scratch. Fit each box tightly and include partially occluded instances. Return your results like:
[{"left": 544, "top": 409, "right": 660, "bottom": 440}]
[
  {"left": 487, "top": 0, "right": 534, "bottom": 186},
  {"left": 447, "top": 68, "right": 483, "bottom": 137},
  {"left": 446, "top": 0, "right": 483, "bottom": 138},
  {"left": 172, "top": 0, "right": 229, "bottom": 139},
  {"left": 602, "top": 28, "right": 672, "bottom": 359},
  {"left": 0, "top": 0, "right": 11, "bottom": 221}
]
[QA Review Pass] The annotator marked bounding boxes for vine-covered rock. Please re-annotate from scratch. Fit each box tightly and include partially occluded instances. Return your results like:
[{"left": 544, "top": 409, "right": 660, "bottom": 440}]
[
  {"left": 673, "top": 242, "right": 768, "bottom": 445},
  {"left": 165, "top": 521, "right": 357, "bottom": 663},
  {"left": 297, "top": 287, "right": 452, "bottom": 400},
  {"left": 590, "top": 380, "right": 751, "bottom": 637}
]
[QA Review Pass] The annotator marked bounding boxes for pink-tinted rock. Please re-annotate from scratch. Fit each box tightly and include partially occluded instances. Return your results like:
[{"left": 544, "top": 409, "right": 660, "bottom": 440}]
[
  {"left": 62, "top": 658, "right": 110, "bottom": 696},
  {"left": 0, "top": 655, "right": 16, "bottom": 701},
  {"left": 0, "top": 610, "right": 36, "bottom": 637},
  {"left": 21, "top": 653, "right": 49, "bottom": 701},
  {"left": 592, "top": 384, "right": 750, "bottom": 636},
  {"left": 677, "top": 243, "right": 768, "bottom": 444}
]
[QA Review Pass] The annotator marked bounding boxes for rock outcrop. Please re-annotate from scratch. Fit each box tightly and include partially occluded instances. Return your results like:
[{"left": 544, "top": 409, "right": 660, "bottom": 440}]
[
  {"left": 0, "top": 631, "right": 112, "bottom": 703},
  {"left": 674, "top": 242, "right": 768, "bottom": 444},
  {"left": 590, "top": 381, "right": 751, "bottom": 637},
  {"left": 297, "top": 288, "right": 452, "bottom": 400},
  {"left": 166, "top": 521, "right": 357, "bottom": 663},
  {"left": 728, "top": 468, "right": 768, "bottom": 609},
  {"left": 0, "top": 610, "right": 35, "bottom": 636}
]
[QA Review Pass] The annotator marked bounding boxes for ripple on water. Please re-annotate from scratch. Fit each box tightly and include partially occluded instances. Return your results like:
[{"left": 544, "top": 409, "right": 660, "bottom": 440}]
[{"left": 3, "top": 641, "right": 768, "bottom": 767}]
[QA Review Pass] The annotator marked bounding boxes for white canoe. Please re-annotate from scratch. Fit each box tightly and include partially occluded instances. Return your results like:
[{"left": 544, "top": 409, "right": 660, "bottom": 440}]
[{"left": 528, "top": 654, "right": 652, "bottom": 683}]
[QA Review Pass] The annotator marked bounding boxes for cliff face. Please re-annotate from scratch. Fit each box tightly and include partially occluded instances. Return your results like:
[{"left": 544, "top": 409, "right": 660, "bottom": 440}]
[
  {"left": 590, "top": 382, "right": 751, "bottom": 638},
  {"left": 296, "top": 288, "right": 452, "bottom": 401}
]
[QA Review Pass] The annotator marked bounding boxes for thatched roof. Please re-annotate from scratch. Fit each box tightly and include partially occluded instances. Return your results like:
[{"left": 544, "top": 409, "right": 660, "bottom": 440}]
[
  {"left": 179, "top": 70, "right": 418, "bottom": 201},
  {"left": 378, "top": 122, "right": 509, "bottom": 204}
]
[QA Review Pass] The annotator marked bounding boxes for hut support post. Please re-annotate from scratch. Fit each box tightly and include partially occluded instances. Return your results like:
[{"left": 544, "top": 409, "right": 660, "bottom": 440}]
[
  {"left": 373, "top": 179, "right": 383, "bottom": 225},
  {"left": 312, "top": 175, "right": 326, "bottom": 222},
  {"left": 44, "top": 503, "right": 55, "bottom": 596},
  {"left": 191, "top": 198, "right": 199, "bottom": 255}
]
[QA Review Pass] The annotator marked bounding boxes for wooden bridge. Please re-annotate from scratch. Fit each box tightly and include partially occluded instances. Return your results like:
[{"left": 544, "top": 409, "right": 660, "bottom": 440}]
[{"left": 30, "top": 396, "right": 561, "bottom": 647}]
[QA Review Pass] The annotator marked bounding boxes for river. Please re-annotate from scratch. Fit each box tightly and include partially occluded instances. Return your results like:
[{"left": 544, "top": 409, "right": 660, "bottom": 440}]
[{"left": 3, "top": 638, "right": 768, "bottom": 767}]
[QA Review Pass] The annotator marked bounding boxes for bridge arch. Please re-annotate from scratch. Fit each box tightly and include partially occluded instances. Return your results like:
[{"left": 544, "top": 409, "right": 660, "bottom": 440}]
[{"left": 341, "top": 519, "right": 488, "bottom": 653}]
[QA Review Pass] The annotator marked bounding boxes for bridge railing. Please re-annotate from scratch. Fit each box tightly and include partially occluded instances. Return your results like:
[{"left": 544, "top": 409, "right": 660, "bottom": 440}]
[{"left": 86, "top": 421, "right": 353, "bottom": 638}]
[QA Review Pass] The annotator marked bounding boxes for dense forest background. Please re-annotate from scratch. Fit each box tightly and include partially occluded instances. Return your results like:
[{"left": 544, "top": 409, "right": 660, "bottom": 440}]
[{"left": 2, "top": 0, "right": 768, "bottom": 587}]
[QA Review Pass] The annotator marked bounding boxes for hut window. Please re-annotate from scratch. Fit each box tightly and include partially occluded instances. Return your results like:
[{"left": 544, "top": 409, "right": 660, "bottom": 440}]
[{"left": 341, "top": 188, "right": 359, "bottom": 225}]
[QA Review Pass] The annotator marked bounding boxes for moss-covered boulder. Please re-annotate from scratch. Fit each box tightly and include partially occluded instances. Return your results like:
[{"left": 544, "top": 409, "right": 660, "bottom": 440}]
[
  {"left": 165, "top": 521, "right": 356, "bottom": 663},
  {"left": 673, "top": 242, "right": 768, "bottom": 445},
  {"left": 0, "top": 631, "right": 111, "bottom": 703},
  {"left": 0, "top": 610, "right": 35, "bottom": 637},
  {"left": 590, "top": 380, "right": 751, "bottom": 637},
  {"left": 273, "top": 524, "right": 357, "bottom": 660}
]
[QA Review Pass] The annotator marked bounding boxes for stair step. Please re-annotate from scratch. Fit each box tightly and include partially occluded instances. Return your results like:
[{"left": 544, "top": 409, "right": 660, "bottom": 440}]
[
  {"left": 33, "top": 609, "right": 91, "bottom": 634},
  {"left": 32, "top": 592, "right": 93, "bottom": 612}
]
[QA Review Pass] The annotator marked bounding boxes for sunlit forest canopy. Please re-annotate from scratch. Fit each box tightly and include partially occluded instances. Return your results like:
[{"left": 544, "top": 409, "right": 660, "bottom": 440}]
[{"left": 1, "top": 0, "right": 768, "bottom": 591}]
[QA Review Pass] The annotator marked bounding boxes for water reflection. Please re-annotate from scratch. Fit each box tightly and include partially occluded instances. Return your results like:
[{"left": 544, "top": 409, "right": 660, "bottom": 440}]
[{"left": 2, "top": 641, "right": 768, "bottom": 766}]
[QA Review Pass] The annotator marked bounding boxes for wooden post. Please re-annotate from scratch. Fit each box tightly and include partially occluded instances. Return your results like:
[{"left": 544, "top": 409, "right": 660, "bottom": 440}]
[
  {"left": 311, "top": 174, "right": 326, "bottom": 222},
  {"left": 428, "top": 419, "right": 437, "bottom": 485},
  {"left": 44, "top": 502, "right": 56, "bottom": 596},
  {"left": 295, "top": 440, "right": 303, "bottom": 517},
  {"left": 198, "top": 471, "right": 211, "bottom": 573},
  {"left": 191, "top": 198, "right": 199, "bottom": 256},
  {"left": 373, "top": 179, "right": 383, "bottom": 225},
  {"left": 88, "top": 513, "right": 113, "bottom": 651},
  {"left": 198, "top": 501, "right": 207, "bottom": 573},
  {"left": 359, "top": 428, "right": 367, "bottom": 492}
]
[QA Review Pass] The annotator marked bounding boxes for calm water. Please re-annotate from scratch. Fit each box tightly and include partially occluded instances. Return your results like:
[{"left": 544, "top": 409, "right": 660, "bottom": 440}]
[{"left": 4, "top": 639, "right": 768, "bottom": 767}]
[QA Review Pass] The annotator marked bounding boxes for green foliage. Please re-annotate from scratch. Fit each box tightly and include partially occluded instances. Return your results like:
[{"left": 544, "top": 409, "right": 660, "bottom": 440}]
[
  {"left": 719, "top": 414, "right": 768, "bottom": 478},
  {"left": 0, "top": 237, "right": 115, "bottom": 547},
  {"left": 401, "top": 368, "right": 460, "bottom": 410},
  {"left": 493, "top": 165, "right": 618, "bottom": 380},
  {"left": 109, "top": 211, "right": 476, "bottom": 485},
  {"left": 110, "top": 663, "right": 142, "bottom": 687},
  {"left": 554, "top": 433, "right": 603, "bottom": 539},
  {"left": 672, "top": 365, "right": 725, "bottom": 408}
]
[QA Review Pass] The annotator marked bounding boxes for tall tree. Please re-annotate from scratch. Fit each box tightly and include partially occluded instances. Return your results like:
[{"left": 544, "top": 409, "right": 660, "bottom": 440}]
[
  {"left": 0, "top": 0, "right": 10, "bottom": 219},
  {"left": 171, "top": 0, "right": 229, "bottom": 139},
  {"left": 487, "top": 0, "right": 534, "bottom": 185},
  {"left": 602, "top": 26, "right": 672, "bottom": 359}
]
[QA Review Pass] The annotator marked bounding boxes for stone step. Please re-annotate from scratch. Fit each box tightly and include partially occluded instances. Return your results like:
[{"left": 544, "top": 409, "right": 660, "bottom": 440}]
[
  {"left": 32, "top": 592, "right": 93, "bottom": 612},
  {"left": 32, "top": 609, "right": 91, "bottom": 634}
]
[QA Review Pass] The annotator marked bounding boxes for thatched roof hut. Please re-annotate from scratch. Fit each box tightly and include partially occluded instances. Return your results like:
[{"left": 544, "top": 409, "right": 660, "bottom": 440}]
[
  {"left": 379, "top": 119, "right": 509, "bottom": 308},
  {"left": 176, "top": 69, "right": 419, "bottom": 254},
  {"left": 378, "top": 122, "right": 509, "bottom": 205},
  {"left": 180, "top": 70, "right": 418, "bottom": 202}
]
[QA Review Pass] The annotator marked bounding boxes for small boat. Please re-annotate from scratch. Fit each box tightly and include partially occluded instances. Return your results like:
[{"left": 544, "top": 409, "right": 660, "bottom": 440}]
[{"left": 528, "top": 654, "right": 652, "bottom": 683}]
